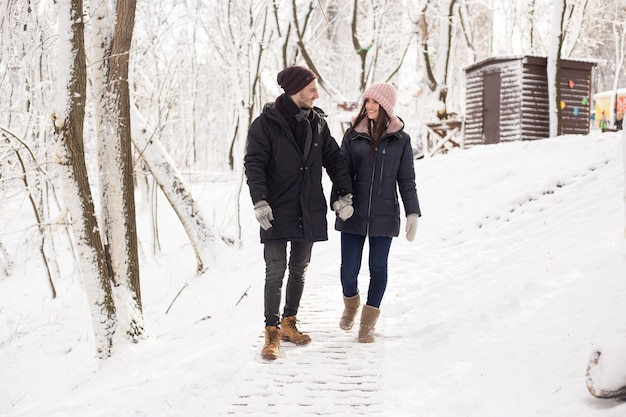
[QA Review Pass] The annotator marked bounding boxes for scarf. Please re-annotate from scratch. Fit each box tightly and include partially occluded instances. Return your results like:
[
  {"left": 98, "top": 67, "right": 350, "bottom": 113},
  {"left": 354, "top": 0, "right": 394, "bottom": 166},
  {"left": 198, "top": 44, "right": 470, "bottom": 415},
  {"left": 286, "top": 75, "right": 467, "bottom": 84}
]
[{"left": 276, "top": 94, "right": 313, "bottom": 159}]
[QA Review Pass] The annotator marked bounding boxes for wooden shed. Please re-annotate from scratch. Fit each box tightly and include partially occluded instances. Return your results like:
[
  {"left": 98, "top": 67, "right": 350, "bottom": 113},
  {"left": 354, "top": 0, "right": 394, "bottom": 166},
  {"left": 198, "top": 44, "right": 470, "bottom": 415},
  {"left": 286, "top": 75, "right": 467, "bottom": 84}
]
[{"left": 464, "top": 55, "right": 596, "bottom": 146}]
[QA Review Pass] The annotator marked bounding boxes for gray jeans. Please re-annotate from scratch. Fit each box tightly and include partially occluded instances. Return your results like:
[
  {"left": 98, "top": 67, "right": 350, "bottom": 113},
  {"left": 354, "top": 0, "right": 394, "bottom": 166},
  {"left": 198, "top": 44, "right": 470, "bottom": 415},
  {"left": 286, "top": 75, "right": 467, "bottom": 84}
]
[{"left": 263, "top": 240, "right": 313, "bottom": 327}]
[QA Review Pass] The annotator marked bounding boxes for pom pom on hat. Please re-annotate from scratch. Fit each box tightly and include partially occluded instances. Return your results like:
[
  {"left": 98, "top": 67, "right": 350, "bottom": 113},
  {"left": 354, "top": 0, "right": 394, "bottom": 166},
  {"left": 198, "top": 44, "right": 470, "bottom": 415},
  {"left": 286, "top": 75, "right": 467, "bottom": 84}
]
[
  {"left": 277, "top": 66, "right": 317, "bottom": 95},
  {"left": 362, "top": 82, "right": 397, "bottom": 118}
]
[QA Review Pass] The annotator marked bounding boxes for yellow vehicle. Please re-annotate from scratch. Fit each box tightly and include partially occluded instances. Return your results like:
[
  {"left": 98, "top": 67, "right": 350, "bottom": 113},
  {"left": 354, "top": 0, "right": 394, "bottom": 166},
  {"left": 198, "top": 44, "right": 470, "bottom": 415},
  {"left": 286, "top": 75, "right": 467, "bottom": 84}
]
[{"left": 593, "top": 88, "right": 626, "bottom": 129}]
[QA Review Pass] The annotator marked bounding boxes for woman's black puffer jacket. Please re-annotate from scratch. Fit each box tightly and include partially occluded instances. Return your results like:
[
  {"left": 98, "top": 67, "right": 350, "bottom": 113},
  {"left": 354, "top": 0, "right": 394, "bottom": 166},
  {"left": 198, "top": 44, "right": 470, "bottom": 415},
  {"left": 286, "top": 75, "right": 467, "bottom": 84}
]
[{"left": 334, "top": 116, "right": 421, "bottom": 237}]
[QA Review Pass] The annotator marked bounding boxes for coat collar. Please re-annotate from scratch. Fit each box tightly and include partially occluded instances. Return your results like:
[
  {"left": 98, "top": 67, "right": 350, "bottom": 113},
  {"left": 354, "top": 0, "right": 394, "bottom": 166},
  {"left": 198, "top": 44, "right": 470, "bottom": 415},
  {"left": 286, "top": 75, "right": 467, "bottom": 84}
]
[{"left": 351, "top": 114, "right": 404, "bottom": 136}]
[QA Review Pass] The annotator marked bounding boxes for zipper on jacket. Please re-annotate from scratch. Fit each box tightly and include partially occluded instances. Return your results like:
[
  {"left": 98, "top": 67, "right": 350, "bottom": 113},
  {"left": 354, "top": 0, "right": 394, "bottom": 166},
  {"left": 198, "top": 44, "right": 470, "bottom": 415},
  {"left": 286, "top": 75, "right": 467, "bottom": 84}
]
[
  {"left": 273, "top": 134, "right": 283, "bottom": 167},
  {"left": 378, "top": 148, "right": 386, "bottom": 196},
  {"left": 366, "top": 148, "right": 378, "bottom": 233}
]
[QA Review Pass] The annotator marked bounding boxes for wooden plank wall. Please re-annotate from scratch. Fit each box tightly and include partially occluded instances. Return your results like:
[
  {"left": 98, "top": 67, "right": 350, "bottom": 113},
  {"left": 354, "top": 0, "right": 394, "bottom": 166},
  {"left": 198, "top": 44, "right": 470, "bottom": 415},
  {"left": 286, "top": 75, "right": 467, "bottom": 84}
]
[
  {"left": 520, "top": 61, "right": 550, "bottom": 140},
  {"left": 464, "top": 59, "right": 523, "bottom": 146},
  {"left": 499, "top": 61, "right": 524, "bottom": 143},
  {"left": 560, "top": 66, "right": 592, "bottom": 135},
  {"left": 465, "top": 56, "right": 594, "bottom": 146},
  {"left": 464, "top": 69, "right": 484, "bottom": 146}
]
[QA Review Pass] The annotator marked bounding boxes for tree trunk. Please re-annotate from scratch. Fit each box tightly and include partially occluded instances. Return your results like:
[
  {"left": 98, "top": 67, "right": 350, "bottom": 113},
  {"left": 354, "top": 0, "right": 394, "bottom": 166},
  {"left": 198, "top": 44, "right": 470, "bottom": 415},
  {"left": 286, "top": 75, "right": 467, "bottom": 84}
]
[
  {"left": 291, "top": 0, "right": 330, "bottom": 92},
  {"left": 548, "top": 0, "right": 566, "bottom": 137},
  {"left": 53, "top": 0, "right": 116, "bottom": 360},
  {"left": 417, "top": 1, "right": 438, "bottom": 93},
  {"left": 2, "top": 127, "right": 59, "bottom": 298},
  {"left": 130, "top": 105, "right": 218, "bottom": 273},
  {"left": 351, "top": 0, "right": 370, "bottom": 92},
  {"left": 436, "top": 0, "right": 457, "bottom": 88},
  {"left": 91, "top": 0, "right": 144, "bottom": 342}
]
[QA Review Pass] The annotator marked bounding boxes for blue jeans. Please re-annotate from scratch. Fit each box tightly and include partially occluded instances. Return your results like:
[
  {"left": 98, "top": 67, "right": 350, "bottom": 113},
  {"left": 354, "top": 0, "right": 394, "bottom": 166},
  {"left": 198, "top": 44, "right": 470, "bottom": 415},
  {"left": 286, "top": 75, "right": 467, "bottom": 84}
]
[
  {"left": 263, "top": 240, "right": 313, "bottom": 327},
  {"left": 340, "top": 232, "right": 393, "bottom": 308}
]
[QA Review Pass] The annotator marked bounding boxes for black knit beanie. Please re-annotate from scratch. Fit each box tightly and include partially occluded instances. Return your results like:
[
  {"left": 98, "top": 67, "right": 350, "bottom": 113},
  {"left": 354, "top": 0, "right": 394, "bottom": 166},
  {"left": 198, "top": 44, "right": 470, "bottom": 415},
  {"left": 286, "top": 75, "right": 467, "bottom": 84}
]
[{"left": 277, "top": 66, "right": 317, "bottom": 95}]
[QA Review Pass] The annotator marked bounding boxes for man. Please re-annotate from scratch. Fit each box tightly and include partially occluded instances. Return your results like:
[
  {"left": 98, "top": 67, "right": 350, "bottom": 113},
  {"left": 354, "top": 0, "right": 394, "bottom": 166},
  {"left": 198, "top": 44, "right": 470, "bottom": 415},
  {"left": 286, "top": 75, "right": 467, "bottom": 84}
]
[{"left": 244, "top": 66, "right": 354, "bottom": 360}]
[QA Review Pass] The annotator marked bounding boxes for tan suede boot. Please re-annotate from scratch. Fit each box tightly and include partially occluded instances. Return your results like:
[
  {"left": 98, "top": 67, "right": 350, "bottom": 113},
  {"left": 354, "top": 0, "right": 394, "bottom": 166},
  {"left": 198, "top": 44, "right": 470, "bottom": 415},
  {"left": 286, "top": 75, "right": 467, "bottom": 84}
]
[
  {"left": 358, "top": 305, "right": 380, "bottom": 343},
  {"left": 261, "top": 326, "right": 281, "bottom": 360},
  {"left": 339, "top": 293, "right": 360, "bottom": 330},
  {"left": 280, "top": 315, "right": 311, "bottom": 345}
]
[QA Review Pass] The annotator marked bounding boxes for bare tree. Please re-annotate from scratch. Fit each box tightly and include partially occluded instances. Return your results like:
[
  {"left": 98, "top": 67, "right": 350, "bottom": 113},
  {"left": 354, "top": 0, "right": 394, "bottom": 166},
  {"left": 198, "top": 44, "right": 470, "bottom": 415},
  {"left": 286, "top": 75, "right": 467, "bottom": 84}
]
[
  {"left": 130, "top": 104, "right": 218, "bottom": 270},
  {"left": 414, "top": 0, "right": 437, "bottom": 93},
  {"left": 1, "top": 0, "right": 63, "bottom": 298},
  {"left": 350, "top": 0, "right": 375, "bottom": 92},
  {"left": 529, "top": 0, "right": 538, "bottom": 53},
  {"left": 194, "top": 1, "right": 272, "bottom": 173},
  {"left": 289, "top": 0, "right": 412, "bottom": 100},
  {"left": 562, "top": 0, "right": 591, "bottom": 56},
  {"left": 546, "top": 0, "right": 592, "bottom": 136},
  {"left": 273, "top": 0, "right": 342, "bottom": 96},
  {"left": 53, "top": 0, "right": 116, "bottom": 360},
  {"left": 457, "top": 1, "right": 478, "bottom": 62},
  {"left": 91, "top": 0, "right": 145, "bottom": 341},
  {"left": 2, "top": 127, "right": 57, "bottom": 297},
  {"left": 547, "top": 0, "right": 566, "bottom": 137},
  {"left": 291, "top": 0, "right": 328, "bottom": 85},
  {"left": 413, "top": 0, "right": 458, "bottom": 117},
  {"left": 271, "top": 0, "right": 293, "bottom": 69}
]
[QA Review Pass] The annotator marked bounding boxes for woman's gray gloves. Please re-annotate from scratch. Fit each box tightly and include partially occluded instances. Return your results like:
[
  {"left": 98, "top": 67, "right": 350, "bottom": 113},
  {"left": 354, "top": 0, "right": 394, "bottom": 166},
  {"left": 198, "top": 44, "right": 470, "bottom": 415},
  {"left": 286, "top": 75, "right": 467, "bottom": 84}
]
[
  {"left": 332, "top": 193, "right": 354, "bottom": 221},
  {"left": 405, "top": 214, "right": 419, "bottom": 242}
]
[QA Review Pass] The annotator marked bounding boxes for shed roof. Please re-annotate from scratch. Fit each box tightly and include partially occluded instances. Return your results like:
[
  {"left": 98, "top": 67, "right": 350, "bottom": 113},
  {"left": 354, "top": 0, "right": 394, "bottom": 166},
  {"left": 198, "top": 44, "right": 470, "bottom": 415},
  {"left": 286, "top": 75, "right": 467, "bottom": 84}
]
[{"left": 464, "top": 55, "right": 598, "bottom": 73}]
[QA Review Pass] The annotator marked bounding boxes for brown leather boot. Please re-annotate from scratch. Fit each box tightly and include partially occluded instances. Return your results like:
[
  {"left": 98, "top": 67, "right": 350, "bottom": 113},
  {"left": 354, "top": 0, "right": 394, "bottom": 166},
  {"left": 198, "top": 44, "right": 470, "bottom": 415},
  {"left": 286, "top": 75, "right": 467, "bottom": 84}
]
[
  {"left": 339, "top": 293, "right": 360, "bottom": 330},
  {"left": 280, "top": 315, "right": 311, "bottom": 345},
  {"left": 261, "top": 326, "right": 280, "bottom": 360},
  {"left": 358, "top": 305, "right": 380, "bottom": 343}
]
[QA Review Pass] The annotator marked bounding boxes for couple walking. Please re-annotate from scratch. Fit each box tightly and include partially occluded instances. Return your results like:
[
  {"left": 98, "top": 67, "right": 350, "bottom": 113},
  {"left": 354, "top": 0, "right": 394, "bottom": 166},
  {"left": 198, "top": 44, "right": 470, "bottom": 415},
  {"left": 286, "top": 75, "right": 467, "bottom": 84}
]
[{"left": 244, "top": 66, "right": 421, "bottom": 360}]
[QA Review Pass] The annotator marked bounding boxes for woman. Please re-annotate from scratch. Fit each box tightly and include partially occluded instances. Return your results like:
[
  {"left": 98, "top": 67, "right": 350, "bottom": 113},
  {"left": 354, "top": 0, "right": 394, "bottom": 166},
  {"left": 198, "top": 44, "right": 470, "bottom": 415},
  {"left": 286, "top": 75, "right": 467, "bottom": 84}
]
[{"left": 332, "top": 82, "right": 421, "bottom": 343}]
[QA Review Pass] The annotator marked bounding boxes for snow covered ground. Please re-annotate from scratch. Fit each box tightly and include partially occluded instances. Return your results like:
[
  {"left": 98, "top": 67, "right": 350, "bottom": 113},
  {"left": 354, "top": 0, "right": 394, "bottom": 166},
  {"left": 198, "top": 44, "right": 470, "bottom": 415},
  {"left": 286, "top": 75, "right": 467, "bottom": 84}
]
[{"left": 1, "top": 131, "right": 625, "bottom": 416}]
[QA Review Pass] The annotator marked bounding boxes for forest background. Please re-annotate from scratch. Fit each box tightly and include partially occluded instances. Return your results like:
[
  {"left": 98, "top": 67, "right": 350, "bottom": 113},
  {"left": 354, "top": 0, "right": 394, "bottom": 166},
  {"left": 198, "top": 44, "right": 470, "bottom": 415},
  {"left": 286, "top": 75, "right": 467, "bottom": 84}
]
[{"left": 0, "top": 0, "right": 625, "bottom": 359}]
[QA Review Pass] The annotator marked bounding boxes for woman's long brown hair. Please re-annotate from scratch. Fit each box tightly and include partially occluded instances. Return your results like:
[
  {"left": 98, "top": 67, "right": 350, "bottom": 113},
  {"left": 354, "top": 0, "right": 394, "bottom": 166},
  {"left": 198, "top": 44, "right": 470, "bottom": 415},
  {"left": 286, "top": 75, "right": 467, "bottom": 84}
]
[{"left": 344, "top": 99, "right": 390, "bottom": 155}]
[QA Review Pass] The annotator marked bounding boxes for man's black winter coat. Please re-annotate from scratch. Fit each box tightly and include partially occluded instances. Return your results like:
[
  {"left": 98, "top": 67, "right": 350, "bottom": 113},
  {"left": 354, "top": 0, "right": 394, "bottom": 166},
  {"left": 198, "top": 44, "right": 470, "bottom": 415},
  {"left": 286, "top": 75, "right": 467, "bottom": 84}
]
[{"left": 245, "top": 100, "right": 352, "bottom": 243}]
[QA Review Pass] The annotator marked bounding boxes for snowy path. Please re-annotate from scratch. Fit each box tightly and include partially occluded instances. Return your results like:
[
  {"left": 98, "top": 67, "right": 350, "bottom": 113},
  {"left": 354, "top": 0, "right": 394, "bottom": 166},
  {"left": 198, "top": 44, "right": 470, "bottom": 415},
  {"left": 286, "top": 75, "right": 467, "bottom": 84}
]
[
  {"left": 224, "top": 269, "right": 387, "bottom": 416},
  {"left": 2, "top": 134, "right": 624, "bottom": 417}
]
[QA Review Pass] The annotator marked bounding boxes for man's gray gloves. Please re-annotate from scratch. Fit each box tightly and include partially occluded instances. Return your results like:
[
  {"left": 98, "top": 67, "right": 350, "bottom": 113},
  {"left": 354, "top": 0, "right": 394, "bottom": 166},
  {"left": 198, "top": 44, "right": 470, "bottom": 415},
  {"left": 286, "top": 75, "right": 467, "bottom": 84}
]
[
  {"left": 254, "top": 200, "right": 274, "bottom": 230},
  {"left": 332, "top": 193, "right": 354, "bottom": 221}
]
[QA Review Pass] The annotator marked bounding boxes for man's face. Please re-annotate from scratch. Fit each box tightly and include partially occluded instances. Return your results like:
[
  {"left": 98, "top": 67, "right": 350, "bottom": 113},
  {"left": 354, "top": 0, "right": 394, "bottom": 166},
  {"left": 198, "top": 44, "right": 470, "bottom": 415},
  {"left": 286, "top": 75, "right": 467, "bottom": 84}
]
[{"left": 291, "top": 79, "right": 319, "bottom": 109}]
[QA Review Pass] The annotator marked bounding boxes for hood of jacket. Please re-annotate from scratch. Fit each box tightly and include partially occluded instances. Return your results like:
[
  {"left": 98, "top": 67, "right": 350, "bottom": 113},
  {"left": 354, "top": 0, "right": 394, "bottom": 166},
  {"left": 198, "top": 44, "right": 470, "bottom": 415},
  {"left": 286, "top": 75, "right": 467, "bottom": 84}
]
[{"left": 351, "top": 113, "right": 404, "bottom": 136}]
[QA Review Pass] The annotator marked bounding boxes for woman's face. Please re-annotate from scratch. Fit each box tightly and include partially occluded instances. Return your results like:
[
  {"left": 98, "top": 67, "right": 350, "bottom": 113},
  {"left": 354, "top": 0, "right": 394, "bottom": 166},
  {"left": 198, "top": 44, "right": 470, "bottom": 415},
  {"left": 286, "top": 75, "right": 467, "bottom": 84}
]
[{"left": 364, "top": 98, "right": 380, "bottom": 120}]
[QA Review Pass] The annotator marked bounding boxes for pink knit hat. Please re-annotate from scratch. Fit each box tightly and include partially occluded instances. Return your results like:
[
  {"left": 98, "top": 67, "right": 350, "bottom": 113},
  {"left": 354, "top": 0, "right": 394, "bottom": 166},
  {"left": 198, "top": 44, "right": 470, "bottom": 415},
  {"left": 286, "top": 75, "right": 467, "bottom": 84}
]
[{"left": 362, "top": 82, "right": 397, "bottom": 118}]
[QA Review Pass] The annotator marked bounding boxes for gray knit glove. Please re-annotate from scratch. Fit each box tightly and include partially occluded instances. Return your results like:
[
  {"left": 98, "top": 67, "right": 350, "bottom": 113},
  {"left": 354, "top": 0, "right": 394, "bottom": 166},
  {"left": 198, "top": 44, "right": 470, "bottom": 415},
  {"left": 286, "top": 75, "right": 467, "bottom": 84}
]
[
  {"left": 254, "top": 200, "right": 274, "bottom": 230},
  {"left": 405, "top": 214, "right": 419, "bottom": 242},
  {"left": 332, "top": 193, "right": 354, "bottom": 221}
]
